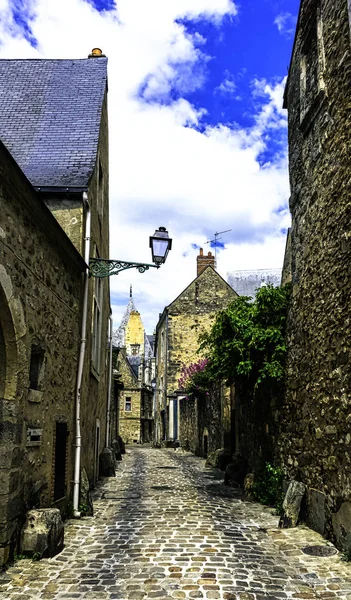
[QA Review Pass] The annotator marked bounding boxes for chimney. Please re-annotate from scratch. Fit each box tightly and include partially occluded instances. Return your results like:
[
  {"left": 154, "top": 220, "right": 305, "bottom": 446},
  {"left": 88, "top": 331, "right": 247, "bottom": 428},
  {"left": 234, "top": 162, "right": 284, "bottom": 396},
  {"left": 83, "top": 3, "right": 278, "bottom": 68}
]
[
  {"left": 197, "top": 248, "right": 216, "bottom": 276},
  {"left": 88, "top": 48, "right": 106, "bottom": 58}
]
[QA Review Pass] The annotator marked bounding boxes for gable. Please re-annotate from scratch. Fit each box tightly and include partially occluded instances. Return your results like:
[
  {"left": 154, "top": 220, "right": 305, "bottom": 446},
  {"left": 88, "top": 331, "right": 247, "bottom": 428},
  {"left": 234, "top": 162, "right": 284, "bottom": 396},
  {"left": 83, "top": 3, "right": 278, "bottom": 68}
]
[
  {"left": 169, "top": 266, "right": 237, "bottom": 316},
  {"left": 117, "top": 350, "right": 139, "bottom": 387}
]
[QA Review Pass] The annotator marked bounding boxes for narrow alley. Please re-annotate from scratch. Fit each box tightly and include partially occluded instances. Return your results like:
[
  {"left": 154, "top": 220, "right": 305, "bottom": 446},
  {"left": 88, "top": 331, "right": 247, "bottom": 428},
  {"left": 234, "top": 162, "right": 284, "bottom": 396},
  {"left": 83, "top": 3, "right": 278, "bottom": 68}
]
[{"left": 1, "top": 448, "right": 351, "bottom": 600}]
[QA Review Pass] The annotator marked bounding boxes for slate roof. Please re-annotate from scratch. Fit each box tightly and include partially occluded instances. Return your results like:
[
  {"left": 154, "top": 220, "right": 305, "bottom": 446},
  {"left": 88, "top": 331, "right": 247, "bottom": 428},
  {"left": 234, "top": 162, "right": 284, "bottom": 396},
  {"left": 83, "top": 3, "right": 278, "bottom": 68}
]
[
  {"left": 227, "top": 268, "right": 282, "bottom": 299},
  {"left": 0, "top": 58, "right": 107, "bottom": 189}
]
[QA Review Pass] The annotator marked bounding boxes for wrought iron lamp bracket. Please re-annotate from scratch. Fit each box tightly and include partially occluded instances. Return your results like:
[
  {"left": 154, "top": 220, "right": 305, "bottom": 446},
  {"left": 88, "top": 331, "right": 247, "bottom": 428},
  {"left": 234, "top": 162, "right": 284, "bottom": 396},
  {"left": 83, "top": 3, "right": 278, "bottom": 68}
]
[{"left": 89, "top": 258, "right": 160, "bottom": 278}]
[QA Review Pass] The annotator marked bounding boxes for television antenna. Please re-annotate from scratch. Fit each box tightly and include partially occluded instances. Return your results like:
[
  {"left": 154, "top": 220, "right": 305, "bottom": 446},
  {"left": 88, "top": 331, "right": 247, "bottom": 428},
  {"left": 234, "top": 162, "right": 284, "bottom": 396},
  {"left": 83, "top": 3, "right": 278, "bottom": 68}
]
[{"left": 205, "top": 229, "right": 232, "bottom": 266}]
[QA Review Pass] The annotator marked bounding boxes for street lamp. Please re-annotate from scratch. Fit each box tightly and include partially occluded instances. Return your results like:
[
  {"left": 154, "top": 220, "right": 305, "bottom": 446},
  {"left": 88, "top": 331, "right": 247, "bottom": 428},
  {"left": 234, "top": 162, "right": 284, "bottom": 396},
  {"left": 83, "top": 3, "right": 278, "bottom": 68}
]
[
  {"left": 149, "top": 227, "right": 172, "bottom": 265},
  {"left": 89, "top": 226, "right": 172, "bottom": 278}
]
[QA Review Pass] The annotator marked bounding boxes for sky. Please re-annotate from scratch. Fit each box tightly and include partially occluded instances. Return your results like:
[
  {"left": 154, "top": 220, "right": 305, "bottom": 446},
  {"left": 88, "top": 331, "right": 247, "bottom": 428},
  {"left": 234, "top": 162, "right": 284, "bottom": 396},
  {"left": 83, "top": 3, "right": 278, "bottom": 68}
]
[{"left": 0, "top": 0, "right": 300, "bottom": 334}]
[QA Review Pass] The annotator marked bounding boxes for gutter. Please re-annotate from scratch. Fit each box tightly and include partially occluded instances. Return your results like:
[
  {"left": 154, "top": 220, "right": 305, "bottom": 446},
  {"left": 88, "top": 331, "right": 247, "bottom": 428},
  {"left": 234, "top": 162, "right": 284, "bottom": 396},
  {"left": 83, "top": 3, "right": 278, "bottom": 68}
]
[{"left": 73, "top": 191, "right": 91, "bottom": 518}]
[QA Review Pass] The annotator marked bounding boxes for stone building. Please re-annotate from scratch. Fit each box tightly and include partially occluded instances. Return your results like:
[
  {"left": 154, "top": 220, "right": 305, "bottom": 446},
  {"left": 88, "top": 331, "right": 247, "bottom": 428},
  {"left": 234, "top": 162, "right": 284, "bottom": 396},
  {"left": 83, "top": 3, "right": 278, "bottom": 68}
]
[
  {"left": 113, "top": 291, "right": 155, "bottom": 444},
  {"left": 0, "top": 52, "right": 111, "bottom": 564},
  {"left": 155, "top": 250, "right": 237, "bottom": 449},
  {"left": 280, "top": 0, "right": 351, "bottom": 547}
]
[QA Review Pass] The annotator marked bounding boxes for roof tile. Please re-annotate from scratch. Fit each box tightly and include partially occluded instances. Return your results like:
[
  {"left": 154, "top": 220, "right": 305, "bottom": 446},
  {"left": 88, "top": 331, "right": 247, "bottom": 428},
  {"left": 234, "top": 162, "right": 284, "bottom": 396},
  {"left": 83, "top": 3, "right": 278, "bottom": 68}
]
[{"left": 0, "top": 58, "right": 107, "bottom": 188}]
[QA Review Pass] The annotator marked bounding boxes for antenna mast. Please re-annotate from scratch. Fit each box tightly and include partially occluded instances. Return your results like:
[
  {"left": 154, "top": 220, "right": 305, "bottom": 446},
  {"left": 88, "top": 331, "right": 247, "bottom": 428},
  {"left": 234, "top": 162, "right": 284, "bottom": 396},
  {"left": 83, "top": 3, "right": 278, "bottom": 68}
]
[{"left": 205, "top": 229, "right": 232, "bottom": 267}]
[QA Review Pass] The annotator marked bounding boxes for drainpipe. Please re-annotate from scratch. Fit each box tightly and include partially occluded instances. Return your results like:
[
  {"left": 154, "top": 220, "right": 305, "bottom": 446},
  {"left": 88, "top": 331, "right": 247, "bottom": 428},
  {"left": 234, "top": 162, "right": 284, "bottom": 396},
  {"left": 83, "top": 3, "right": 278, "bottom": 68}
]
[
  {"left": 73, "top": 191, "right": 91, "bottom": 518},
  {"left": 106, "top": 313, "right": 113, "bottom": 448},
  {"left": 164, "top": 312, "right": 169, "bottom": 441}
]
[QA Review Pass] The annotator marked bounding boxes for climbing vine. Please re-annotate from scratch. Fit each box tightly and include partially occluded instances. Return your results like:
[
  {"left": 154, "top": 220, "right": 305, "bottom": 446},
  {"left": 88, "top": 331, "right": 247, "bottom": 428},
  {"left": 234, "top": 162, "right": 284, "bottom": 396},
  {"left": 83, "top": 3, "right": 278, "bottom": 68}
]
[{"left": 197, "top": 283, "right": 291, "bottom": 393}]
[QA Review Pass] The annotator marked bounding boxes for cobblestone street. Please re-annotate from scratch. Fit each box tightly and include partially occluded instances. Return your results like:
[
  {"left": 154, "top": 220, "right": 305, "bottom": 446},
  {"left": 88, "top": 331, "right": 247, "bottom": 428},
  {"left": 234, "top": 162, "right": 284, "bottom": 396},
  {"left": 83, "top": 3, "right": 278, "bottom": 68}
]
[{"left": 1, "top": 447, "right": 351, "bottom": 600}]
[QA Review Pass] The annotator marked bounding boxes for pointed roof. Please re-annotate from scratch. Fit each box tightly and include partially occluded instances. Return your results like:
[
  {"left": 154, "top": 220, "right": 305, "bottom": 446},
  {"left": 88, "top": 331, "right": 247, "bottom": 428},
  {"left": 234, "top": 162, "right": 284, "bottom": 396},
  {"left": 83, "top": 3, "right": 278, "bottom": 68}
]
[
  {"left": 0, "top": 57, "right": 107, "bottom": 189},
  {"left": 113, "top": 294, "right": 136, "bottom": 348}
]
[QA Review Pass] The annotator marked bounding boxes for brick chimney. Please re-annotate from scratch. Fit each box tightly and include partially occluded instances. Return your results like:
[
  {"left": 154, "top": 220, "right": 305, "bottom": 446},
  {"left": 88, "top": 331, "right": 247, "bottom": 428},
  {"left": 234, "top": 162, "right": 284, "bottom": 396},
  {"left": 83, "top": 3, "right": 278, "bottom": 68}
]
[{"left": 197, "top": 248, "right": 215, "bottom": 276}]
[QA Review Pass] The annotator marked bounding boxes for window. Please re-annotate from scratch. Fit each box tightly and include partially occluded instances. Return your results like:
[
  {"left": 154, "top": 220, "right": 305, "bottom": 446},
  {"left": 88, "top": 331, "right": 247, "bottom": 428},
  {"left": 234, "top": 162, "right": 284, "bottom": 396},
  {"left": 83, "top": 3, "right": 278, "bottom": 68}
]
[
  {"left": 29, "top": 345, "right": 45, "bottom": 390},
  {"left": 131, "top": 344, "right": 140, "bottom": 356},
  {"left": 125, "top": 397, "right": 132, "bottom": 412},
  {"left": 92, "top": 273, "right": 103, "bottom": 373}
]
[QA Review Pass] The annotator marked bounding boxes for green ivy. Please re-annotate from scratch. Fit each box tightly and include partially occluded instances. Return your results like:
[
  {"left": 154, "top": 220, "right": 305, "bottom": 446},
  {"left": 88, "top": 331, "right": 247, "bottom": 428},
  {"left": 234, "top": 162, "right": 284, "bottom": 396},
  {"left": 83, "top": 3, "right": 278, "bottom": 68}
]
[
  {"left": 198, "top": 283, "right": 291, "bottom": 393},
  {"left": 252, "top": 462, "right": 284, "bottom": 510}
]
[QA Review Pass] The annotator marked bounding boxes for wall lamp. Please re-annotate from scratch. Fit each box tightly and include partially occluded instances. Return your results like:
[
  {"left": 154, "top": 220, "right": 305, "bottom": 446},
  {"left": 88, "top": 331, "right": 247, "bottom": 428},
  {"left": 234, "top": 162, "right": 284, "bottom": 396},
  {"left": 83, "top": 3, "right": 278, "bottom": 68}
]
[{"left": 89, "top": 227, "right": 172, "bottom": 278}]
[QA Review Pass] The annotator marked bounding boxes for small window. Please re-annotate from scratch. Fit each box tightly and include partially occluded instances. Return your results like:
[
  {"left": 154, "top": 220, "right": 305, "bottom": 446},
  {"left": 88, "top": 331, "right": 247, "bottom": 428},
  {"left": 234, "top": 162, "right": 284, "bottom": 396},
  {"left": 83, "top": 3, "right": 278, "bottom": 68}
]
[
  {"left": 131, "top": 344, "right": 140, "bottom": 356},
  {"left": 29, "top": 345, "right": 45, "bottom": 390},
  {"left": 125, "top": 397, "right": 132, "bottom": 412}
]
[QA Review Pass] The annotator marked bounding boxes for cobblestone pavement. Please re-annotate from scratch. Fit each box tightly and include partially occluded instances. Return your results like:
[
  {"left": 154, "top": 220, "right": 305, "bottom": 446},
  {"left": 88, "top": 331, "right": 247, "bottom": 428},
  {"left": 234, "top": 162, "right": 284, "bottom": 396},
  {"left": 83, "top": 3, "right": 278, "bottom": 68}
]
[{"left": 1, "top": 447, "right": 351, "bottom": 600}]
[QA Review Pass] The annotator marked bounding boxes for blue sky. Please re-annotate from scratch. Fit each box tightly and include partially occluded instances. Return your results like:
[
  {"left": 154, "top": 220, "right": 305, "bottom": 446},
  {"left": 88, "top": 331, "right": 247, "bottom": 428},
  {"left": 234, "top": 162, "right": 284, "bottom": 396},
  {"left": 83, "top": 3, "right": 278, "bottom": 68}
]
[{"left": 0, "top": 0, "right": 299, "bottom": 333}]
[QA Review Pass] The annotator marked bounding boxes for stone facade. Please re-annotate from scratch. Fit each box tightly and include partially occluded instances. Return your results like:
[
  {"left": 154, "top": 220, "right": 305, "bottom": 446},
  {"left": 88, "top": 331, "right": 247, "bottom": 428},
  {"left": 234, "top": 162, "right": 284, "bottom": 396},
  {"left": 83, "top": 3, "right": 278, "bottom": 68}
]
[
  {"left": 0, "top": 55, "right": 111, "bottom": 565},
  {"left": 0, "top": 142, "right": 84, "bottom": 564},
  {"left": 179, "top": 383, "right": 232, "bottom": 457},
  {"left": 155, "top": 256, "right": 237, "bottom": 445},
  {"left": 280, "top": 0, "right": 351, "bottom": 547}
]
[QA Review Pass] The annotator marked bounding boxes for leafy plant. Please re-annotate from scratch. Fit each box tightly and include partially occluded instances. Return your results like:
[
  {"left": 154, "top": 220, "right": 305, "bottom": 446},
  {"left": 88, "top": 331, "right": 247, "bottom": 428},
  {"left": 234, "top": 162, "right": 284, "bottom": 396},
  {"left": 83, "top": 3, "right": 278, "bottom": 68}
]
[
  {"left": 32, "top": 552, "right": 41, "bottom": 561},
  {"left": 13, "top": 553, "right": 29, "bottom": 561},
  {"left": 198, "top": 284, "right": 291, "bottom": 393},
  {"left": 252, "top": 462, "right": 284, "bottom": 510}
]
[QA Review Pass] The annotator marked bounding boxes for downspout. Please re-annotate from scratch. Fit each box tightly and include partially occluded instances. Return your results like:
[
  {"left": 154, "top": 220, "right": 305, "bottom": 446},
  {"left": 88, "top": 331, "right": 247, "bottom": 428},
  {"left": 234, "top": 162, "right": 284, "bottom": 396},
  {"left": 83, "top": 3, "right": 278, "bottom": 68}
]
[
  {"left": 73, "top": 191, "right": 91, "bottom": 518},
  {"left": 106, "top": 313, "right": 113, "bottom": 447}
]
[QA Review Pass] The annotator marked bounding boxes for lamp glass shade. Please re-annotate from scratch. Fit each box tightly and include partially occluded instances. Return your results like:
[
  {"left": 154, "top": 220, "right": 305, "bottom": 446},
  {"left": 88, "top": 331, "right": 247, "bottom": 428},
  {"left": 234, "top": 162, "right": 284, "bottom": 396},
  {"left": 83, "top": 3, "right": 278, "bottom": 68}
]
[{"left": 150, "top": 227, "right": 172, "bottom": 264}]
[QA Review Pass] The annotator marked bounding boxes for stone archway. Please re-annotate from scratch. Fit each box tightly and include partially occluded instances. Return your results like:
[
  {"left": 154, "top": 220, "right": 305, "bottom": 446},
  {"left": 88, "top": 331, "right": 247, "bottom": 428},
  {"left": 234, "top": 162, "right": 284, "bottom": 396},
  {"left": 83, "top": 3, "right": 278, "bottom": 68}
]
[
  {"left": 0, "top": 270, "right": 23, "bottom": 566},
  {"left": 0, "top": 278, "right": 19, "bottom": 401}
]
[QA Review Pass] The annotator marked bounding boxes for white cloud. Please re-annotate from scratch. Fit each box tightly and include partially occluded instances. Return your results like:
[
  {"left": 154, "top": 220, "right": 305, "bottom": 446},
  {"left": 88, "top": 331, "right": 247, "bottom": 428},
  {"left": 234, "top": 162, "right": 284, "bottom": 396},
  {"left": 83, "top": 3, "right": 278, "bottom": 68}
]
[
  {"left": 274, "top": 12, "right": 296, "bottom": 38},
  {"left": 0, "top": 0, "right": 290, "bottom": 334},
  {"left": 215, "top": 70, "right": 236, "bottom": 95}
]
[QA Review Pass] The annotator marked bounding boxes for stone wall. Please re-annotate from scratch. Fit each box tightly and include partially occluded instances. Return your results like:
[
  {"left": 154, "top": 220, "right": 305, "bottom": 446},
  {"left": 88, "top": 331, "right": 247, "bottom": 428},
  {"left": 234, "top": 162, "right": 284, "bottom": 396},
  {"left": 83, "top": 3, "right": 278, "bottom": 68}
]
[
  {"left": 280, "top": 0, "right": 351, "bottom": 547},
  {"left": 235, "top": 383, "right": 281, "bottom": 474},
  {"left": 179, "top": 383, "right": 231, "bottom": 457},
  {"left": 0, "top": 142, "right": 85, "bottom": 565}
]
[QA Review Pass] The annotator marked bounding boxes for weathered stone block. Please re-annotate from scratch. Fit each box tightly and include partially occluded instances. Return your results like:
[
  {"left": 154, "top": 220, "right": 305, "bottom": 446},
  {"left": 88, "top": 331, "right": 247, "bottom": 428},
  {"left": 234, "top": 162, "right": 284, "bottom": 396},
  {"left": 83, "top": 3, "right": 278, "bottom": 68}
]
[
  {"left": 244, "top": 473, "right": 255, "bottom": 500},
  {"left": 279, "top": 480, "right": 306, "bottom": 528},
  {"left": 205, "top": 448, "right": 231, "bottom": 470},
  {"left": 306, "top": 488, "right": 326, "bottom": 535},
  {"left": 27, "top": 389, "right": 43, "bottom": 403},
  {"left": 99, "top": 447, "right": 115, "bottom": 477},
  {"left": 111, "top": 439, "right": 122, "bottom": 461},
  {"left": 20, "top": 509, "right": 64, "bottom": 558},
  {"left": 332, "top": 502, "right": 351, "bottom": 550}
]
